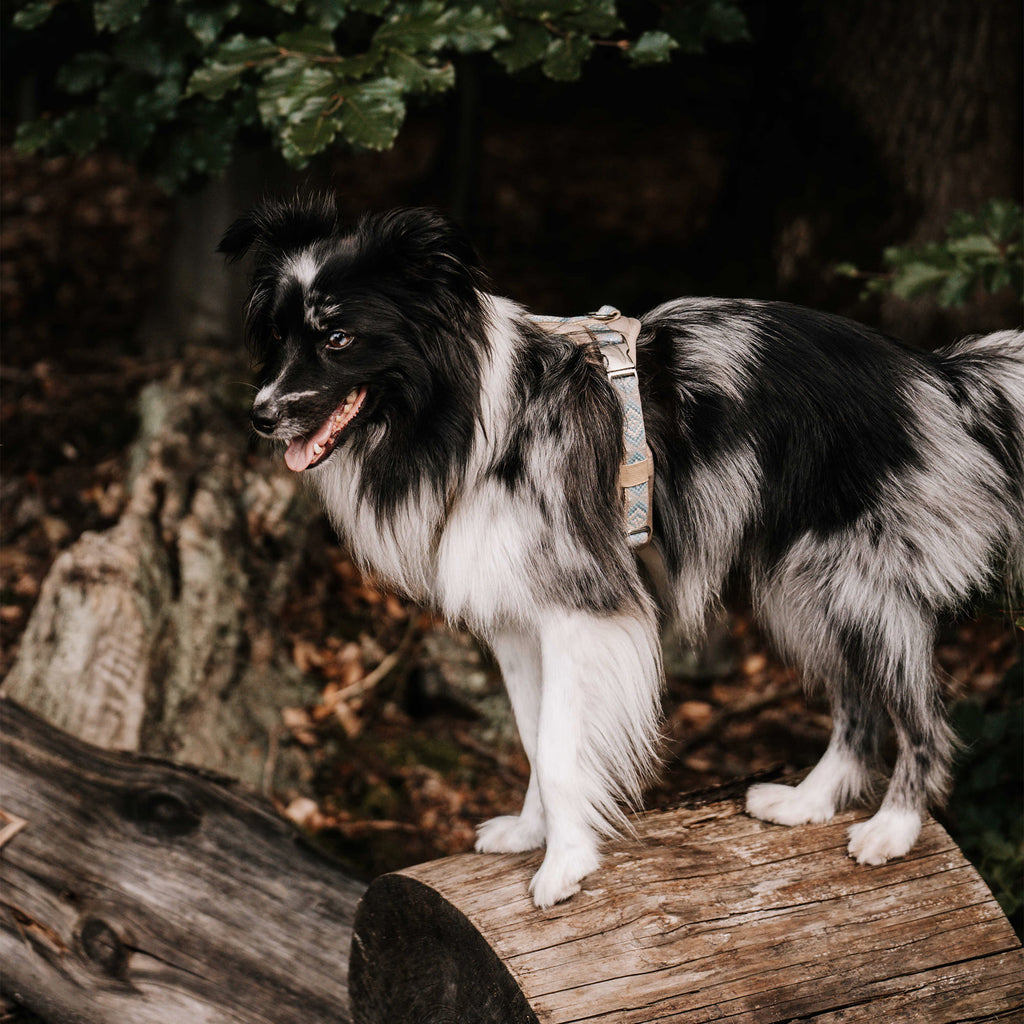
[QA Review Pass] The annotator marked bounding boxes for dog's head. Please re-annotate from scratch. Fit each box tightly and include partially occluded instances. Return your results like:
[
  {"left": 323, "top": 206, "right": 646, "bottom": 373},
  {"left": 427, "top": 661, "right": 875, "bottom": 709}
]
[{"left": 219, "top": 195, "right": 490, "bottom": 472}]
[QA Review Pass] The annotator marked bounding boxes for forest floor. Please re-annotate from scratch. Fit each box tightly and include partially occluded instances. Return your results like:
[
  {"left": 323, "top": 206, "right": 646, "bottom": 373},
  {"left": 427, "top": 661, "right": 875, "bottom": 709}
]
[{"left": 2, "top": 148, "right": 1021, "bottom": 931}]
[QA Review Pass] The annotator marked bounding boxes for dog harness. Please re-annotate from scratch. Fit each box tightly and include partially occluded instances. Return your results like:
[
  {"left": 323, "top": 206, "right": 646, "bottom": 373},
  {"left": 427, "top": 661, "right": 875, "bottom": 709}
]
[{"left": 527, "top": 305, "right": 654, "bottom": 548}]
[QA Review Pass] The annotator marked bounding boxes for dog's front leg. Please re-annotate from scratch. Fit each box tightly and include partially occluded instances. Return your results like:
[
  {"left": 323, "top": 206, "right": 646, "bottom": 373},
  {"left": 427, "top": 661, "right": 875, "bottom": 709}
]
[
  {"left": 527, "top": 608, "right": 661, "bottom": 909},
  {"left": 527, "top": 618, "right": 601, "bottom": 908},
  {"left": 477, "top": 609, "right": 661, "bottom": 908},
  {"left": 473, "top": 622, "right": 604, "bottom": 904},
  {"left": 475, "top": 628, "right": 547, "bottom": 855}
]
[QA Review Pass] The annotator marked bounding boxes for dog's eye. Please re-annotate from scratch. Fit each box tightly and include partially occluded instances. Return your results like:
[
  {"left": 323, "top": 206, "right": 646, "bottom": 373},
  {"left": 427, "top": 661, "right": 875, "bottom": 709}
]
[
  {"left": 326, "top": 330, "right": 354, "bottom": 350},
  {"left": 270, "top": 326, "right": 282, "bottom": 341}
]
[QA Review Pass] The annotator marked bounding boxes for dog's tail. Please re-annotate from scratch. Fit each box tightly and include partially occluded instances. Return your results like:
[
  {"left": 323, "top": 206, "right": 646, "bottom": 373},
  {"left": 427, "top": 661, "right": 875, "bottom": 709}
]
[{"left": 937, "top": 328, "right": 1024, "bottom": 602}]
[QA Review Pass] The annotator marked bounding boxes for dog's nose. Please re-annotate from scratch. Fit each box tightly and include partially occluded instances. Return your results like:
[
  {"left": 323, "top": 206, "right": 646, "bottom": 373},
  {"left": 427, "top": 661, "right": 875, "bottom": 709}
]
[{"left": 251, "top": 403, "right": 280, "bottom": 436}]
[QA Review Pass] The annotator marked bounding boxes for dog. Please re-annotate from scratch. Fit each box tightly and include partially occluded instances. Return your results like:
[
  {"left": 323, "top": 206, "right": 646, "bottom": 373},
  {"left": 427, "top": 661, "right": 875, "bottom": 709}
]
[{"left": 220, "top": 195, "right": 1024, "bottom": 908}]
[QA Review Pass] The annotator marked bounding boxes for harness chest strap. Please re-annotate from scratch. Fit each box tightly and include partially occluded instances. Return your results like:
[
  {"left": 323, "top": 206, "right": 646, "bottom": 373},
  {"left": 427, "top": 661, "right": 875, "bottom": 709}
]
[{"left": 527, "top": 305, "right": 655, "bottom": 548}]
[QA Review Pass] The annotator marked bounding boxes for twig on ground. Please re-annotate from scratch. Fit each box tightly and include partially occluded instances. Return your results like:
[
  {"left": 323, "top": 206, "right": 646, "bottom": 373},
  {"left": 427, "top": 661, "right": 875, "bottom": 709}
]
[
  {"left": 667, "top": 680, "right": 804, "bottom": 760},
  {"left": 334, "top": 615, "right": 421, "bottom": 705},
  {"left": 328, "top": 818, "right": 419, "bottom": 835},
  {"left": 453, "top": 728, "right": 528, "bottom": 787}
]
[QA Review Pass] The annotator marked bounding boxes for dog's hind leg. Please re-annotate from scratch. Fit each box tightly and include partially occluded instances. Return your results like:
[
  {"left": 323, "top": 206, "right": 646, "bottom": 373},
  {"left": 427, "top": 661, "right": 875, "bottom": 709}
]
[
  {"left": 475, "top": 628, "right": 547, "bottom": 854},
  {"left": 848, "top": 681, "right": 953, "bottom": 865},
  {"left": 749, "top": 573, "right": 951, "bottom": 863},
  {"left": 527, "top": 607, "right": 662, "bottom": 908},
  {"left": 746, "top": 681, "right": 883, "bottom": 826},
  {"left": 746, "top": 568, "right": 885, "bottom": 827}
]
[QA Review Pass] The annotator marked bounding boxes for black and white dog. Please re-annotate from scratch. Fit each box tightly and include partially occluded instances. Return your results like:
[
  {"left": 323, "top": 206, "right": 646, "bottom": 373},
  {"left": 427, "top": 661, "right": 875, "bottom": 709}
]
[{"left": 220, "top": 196, "right": 1024, "bottom": 907}]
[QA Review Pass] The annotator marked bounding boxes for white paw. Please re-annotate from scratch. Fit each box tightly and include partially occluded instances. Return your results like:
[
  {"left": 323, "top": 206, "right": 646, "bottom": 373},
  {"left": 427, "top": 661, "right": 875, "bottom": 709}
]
[
  {"left": 475, "top": 814, "right": 545, "bottom": 854},
  {"left": 528, "top": 844, "right": 601, "bottom": 909},
  {"left": 847, "top": 808, "right": 921, "bottom": 865},
  {"left": 746, "top": 782, "right": 836, "bottom": 826}
]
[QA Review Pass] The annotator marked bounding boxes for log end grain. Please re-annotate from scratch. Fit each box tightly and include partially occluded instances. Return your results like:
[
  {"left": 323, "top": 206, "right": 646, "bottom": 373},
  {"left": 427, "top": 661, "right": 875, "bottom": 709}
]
[{"left": 350, "top": 874, "right": 539, "bottom": 1024}]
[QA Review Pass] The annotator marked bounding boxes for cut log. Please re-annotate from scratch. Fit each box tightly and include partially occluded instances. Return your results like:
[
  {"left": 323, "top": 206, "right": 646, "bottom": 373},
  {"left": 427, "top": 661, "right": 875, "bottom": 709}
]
[
  {"left": 350, "top": 790, "right": 1024, "bottom": 1024},
  {"left": 0, "top": 698, "right": 365, "bottom": 1024}
]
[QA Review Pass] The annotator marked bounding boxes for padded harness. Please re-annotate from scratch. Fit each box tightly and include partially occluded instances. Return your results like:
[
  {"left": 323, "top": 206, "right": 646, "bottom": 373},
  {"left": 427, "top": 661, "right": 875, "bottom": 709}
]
[{"left": 527, "top": 305, "right": 654, "bottom": 549}]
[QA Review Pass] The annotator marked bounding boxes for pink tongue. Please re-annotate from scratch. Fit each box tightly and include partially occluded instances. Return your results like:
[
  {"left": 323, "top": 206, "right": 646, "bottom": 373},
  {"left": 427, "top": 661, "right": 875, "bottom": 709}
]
[
  {"left": 284, "top": 438, "right": 317, "bottom": 473},
  {"left": 284, "top": 414, "right": 337, "bottom": 473},
  {"left": 282, "top": 388, "right": 367, "bottom": 474}
]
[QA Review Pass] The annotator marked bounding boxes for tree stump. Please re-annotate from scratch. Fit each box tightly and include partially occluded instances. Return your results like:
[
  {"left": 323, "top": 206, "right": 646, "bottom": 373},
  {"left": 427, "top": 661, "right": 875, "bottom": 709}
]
[
  {"left": 1, "top": 367, "right": 323, "bottom": 792},
  {"left": 0, "top": 698, "right": 364, "bottom": 1024},
  {"left": 350, "top": 791, "right": 1024, "bottom": 1023}
]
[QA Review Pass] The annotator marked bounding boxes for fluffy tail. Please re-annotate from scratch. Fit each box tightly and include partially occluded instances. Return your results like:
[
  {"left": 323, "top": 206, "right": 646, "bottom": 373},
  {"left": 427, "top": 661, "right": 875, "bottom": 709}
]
[{"left": 939, "top": 328, "right": 1024, "bottom": 598}]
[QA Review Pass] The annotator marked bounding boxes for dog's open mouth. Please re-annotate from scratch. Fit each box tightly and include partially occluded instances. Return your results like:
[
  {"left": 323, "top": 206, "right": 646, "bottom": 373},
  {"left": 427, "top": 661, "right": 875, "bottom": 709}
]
[{"left": 284, "top": 387, "right": 367, "bottom": 472}]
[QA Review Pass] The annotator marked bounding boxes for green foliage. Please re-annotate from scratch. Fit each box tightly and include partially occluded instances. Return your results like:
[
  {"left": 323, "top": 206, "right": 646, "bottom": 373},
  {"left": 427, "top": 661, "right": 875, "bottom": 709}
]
[
  {"left": 628, "top": 30, "right": 679, "bottom": 66},
  {"left": 9, "top": 0, "right": 748, "bottom": 190},
  {"left": 837, "top": 199, "right": 1023, "bottom": 307},
  {"left": 946, "top": 659, "right": 1024, "bottom": 938}
]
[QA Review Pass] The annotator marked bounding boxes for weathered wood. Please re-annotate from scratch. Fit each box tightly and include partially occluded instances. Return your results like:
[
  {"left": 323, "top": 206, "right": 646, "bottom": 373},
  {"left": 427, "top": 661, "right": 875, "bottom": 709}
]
[
  {"left": 351, "top": 793, "right": 1024, "bottom": 1023},
  {"left": 1, "top": 369, "right": 323, "bottom": 792},
  {"left": 0, "top": 698, "right": 364, "bottom": 1024}
]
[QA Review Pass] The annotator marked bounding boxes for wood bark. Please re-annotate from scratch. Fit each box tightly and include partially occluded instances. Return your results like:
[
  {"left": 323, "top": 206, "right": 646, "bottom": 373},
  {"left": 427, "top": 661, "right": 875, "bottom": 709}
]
[
  {"left": 0, "top": 697, "right": 364, "bottom": 1024},
  {"left": 0, "top": 362, "right": 322, "bottom": 792},
  {"left": 351, "top": 792, "right": 1024, "bottom": 1023}
]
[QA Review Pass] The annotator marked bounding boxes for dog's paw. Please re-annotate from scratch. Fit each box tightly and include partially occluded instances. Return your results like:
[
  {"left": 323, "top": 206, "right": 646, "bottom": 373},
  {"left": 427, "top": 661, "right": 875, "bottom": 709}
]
[
  {"left": 528, "top": 844, "right": 601, "bottom": 909},
  {"left": 475, "top": 814, "right": 545, "bottom": 854},
  {"left": 847, "top": 808, "right": 921, "bottom": 865},
  {"left": 745, "top": 781, "right": 835, "bottom": 826}
]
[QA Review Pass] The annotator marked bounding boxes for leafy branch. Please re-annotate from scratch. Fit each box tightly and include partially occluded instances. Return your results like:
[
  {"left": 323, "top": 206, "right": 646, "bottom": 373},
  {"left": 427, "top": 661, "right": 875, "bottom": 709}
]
[
  {"left": 9, "top": 0, "right": 748, "bottom": 190},
  {"left": 836, "top": 199, "right": 1023, "bottom": 307}
]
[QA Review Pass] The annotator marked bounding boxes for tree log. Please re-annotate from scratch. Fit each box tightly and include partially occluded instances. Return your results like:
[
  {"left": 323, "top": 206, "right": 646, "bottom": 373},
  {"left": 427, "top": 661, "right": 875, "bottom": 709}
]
[
  {"left": 0, "top": 697, "right": 364, "bottom": 1023},
  {"left": 350, "top": 791, "right": 1024, "bottom": 1023}
]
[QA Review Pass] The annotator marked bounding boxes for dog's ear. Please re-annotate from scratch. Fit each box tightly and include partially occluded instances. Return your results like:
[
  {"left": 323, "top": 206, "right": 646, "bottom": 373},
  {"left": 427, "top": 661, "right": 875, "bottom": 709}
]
[
  {"left": 218, "top": 193, "right": 339, "bottom": 262},
  {"left": 217, "top": 209, "right": 262, "bottom": 262},
  {"left": 354, "top": 208, "right": 489, "bottom": 293}
]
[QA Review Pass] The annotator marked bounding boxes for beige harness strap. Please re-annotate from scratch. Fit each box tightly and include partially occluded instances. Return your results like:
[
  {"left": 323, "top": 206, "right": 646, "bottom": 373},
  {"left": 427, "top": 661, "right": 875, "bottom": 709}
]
[{"left": 528, "top": 307, "right": 655, "bottom": 548}]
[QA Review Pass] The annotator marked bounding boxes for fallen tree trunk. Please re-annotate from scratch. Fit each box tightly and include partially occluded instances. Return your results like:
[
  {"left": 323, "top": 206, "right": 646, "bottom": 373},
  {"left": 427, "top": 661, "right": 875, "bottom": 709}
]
[
  {"left": 0, "top": 697, "right": 364, "bottom": 1023},
  {"left": 351, "top": 791, "right": 1024, "bottom": 1023}
]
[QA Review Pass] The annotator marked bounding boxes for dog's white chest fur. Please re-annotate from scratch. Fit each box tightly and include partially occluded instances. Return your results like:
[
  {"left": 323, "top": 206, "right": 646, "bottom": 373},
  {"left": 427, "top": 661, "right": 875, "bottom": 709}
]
[
  {"left": 310, "top": 297, "right": 556, "bottom": 631},
  {"left": 314, "top": 461, "right": 549, "bottom": 630}
]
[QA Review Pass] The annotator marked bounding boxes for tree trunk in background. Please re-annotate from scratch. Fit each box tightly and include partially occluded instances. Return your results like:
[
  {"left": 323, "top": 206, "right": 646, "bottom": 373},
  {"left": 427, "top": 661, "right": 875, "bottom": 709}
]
[
  {"left": 1, "top": 362, "right": 323, "bottom": 793},
  {"left": 139, "top": 156, "right": 285, "bottom": 355},
  {"left": 780, "top": 0, "right": 1021, "bottom": 340},
  {"left": 808, "top": 0, "right": 1019, "bottom": 237},
  {"left": 809, "top": 0, "right": 1021, "bottom": 339},
  {"left": 703, "top": 0, "right": 1020, "bottom": 344}
]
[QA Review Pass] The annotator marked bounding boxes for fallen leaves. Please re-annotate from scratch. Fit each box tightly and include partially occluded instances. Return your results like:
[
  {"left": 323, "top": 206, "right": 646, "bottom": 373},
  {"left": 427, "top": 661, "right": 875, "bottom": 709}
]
[
  {"left": 284, "top": 613, "right": 424, "bottom": 745},
  {"left": 281, "top": 707, "right": 318, "bottom": 746}
]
